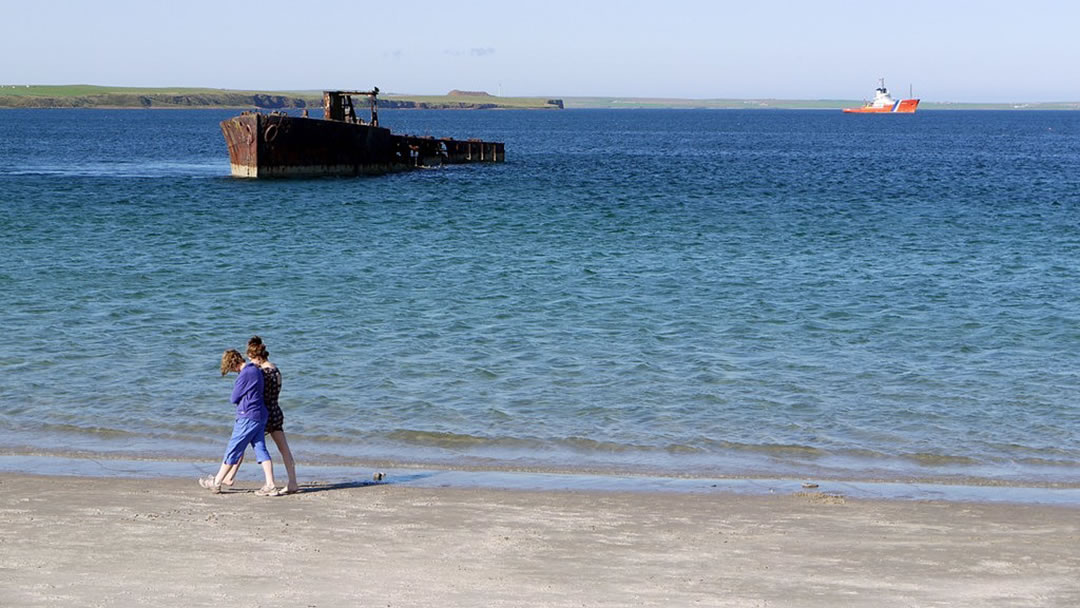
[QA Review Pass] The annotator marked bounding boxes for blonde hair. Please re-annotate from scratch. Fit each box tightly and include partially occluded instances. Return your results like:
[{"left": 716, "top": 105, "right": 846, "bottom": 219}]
[{"left": 220, "top": 349, "right": 245, "bottom": 376}]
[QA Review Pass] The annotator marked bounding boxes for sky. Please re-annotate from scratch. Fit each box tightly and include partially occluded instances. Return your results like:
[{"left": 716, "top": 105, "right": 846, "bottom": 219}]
[{"left": 2, "top": 0, "right": 1078, "bottom": 102}]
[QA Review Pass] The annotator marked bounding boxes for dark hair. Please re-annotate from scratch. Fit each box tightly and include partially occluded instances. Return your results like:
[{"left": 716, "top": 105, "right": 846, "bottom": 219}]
[
  {"left": 246, "top": 335, "right": 268, "bottom": 360},
  {"left": 220, "top": 349, "right": 244, "bottom": 376}
]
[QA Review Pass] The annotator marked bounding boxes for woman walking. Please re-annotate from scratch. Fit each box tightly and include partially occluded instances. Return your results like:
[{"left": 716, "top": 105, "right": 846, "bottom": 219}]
[
  {"left": 223, "top": 336, "right": 299, "bottom": 494},
  {"left": 199, "top": 349, "right": 279, "bottom": 495}
]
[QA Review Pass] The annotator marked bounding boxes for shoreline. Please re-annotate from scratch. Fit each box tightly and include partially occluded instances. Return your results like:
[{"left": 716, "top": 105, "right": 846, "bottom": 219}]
[
  {"left": 2, "top": 471, "right": 1078, "bottom": 606},
  {"left": 3, "top": 430, "right": 1078, "bottom": 494},
  {"left": 2, "top": 452, "right": 1078, "bottom": 507}
]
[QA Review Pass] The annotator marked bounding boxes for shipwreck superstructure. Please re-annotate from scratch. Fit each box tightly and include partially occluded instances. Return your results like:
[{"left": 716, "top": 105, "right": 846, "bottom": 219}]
[{"left": 220, "top": 88, "right": 505, "bottom": 178}]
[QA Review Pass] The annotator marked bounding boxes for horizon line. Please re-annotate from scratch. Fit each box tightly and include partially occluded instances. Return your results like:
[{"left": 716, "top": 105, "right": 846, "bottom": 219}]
[{"left": 1, "top": 83, "right": 1078, "bottom": 106}]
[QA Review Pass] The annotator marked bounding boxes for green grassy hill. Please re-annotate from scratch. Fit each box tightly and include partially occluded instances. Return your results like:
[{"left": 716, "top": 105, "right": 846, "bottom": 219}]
[
  {"left": 383, "top": 92, "right": 562, "bottom": 109},
  {"left": 0, "top": 85, "right": 315, "bottom": 108},
  {"left": 0, "top": 85, "right": 563, "bottom": 110}
]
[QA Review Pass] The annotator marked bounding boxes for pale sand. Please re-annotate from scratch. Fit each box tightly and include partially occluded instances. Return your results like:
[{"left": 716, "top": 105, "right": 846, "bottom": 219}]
[{"left": 1, "top": 473, "right": 1077, "bottom": 607}]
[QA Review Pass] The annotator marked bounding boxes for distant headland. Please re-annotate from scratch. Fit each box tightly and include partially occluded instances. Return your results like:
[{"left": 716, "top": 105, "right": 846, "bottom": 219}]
[
  {"left": 0, "top": 85, "right": 1076, "bottom": 111},
  {"left": 0, "top": 85, "right": 564, "bottom": 110}
]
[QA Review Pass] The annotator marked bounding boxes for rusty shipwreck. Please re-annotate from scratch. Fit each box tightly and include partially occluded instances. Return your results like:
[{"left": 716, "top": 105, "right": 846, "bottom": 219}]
[{"left": 220, "top": 88, "right": 505, "bottom": 177}]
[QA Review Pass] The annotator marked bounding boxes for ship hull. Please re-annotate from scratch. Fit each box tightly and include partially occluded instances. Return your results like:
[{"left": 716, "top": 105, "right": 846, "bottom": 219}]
[
  {"left": 843, "top": 99, "right": 920, "bottom": 114},
  {"left": 220, "top": 112, "right": 505, "bottom": 178}
]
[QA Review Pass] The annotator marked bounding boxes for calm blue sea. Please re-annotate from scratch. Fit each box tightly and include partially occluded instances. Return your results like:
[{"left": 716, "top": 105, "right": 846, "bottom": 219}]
[{"left": 1, "top": 107, "right": 1079, "bottom": 487}]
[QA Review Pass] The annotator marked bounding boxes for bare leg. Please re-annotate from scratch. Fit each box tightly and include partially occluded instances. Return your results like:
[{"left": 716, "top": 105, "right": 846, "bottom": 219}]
[
  {"left": 214, "top": 462, "right": 234, "bottom": 486},
  {"left": 221, "top": 458, "right": 242, "bottom": 486},
  {"left": 198, "top": 461, "right": 234, "bottom": 492},
  {"left": 270, "top": 430, "right": 298, "bottom": 492},
  {"left": 258, "top": 459, "right": 276, "bottom": 491}
]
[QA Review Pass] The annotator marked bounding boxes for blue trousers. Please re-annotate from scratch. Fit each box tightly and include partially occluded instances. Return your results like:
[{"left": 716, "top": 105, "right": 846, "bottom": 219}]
[{"left": 223, "top": 417, "right": 271, "bottom": 465}]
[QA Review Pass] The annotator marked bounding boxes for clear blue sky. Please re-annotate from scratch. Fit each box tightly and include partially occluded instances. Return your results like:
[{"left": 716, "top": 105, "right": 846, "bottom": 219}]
[{"left": 3, "top": 0, "right": 1077, "bottom": 102}]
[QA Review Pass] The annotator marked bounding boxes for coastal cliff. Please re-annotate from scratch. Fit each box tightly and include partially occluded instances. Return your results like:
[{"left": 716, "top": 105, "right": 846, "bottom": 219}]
[
  {"left": 0, "top": 85, "right": 564, "bottom": 110},
  {"left": 0, "top": 92, "right": 307, "bottom": 109}
]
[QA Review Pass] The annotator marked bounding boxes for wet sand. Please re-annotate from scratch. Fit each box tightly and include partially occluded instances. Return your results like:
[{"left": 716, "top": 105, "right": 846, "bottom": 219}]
[{"left": 1, "top": 473, "right": 1077, "bottom": 607}]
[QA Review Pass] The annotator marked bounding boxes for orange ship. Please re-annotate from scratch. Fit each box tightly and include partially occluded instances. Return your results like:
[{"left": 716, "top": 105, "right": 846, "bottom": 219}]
[{"left": 843, "top": 79, "right": 919, "bottom": 113}]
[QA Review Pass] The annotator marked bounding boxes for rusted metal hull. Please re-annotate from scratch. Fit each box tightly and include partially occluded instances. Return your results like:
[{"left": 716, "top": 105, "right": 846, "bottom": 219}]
[{"left": 220, "top": 112, "right": 505, "bottom": 178}]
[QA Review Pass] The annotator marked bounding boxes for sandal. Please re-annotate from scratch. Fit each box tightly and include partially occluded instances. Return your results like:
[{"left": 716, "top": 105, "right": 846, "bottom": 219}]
[
  {"left": 254, "top": 486, "right": 282, "bottom": 497},
  {"left": 198, "top": 475, "right": 222, "bottom": 494}
]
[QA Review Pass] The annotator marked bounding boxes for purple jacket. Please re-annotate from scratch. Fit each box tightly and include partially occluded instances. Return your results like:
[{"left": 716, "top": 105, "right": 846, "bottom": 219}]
[{"left": 230, "top": 362, "right": 266, "bottom": 421}]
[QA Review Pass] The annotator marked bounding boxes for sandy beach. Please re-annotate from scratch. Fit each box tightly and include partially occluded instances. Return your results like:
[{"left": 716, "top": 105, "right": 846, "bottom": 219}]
[{"left": 0, "top": 473, "right": 1076, "bottom": 607}]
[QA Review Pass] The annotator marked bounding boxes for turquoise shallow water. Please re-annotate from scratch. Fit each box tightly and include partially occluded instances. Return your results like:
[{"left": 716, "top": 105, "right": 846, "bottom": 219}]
[{"left": 1, "top": 108, "right": 1079, "bottom": 486}]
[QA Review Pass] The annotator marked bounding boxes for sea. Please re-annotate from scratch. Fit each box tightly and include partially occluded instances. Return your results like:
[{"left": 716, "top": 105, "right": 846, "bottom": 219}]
[{"left": 1, "top": 107, "right": 1079, "bottom": 500}]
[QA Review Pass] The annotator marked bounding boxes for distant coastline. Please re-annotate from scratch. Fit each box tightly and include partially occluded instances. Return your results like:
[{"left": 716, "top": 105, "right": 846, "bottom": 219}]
[
  {"left": 563, "top": 97, "right": 1080, "bottom": 111},
  {"left": 1, "top": 85, "right": 1078, "bottom": 110},
  {"left": 0, "top": 85, "right": 563, "bottom": 110}
]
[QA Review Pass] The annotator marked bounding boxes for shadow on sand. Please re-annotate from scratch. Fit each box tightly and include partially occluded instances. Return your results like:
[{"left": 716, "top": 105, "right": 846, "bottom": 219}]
[{"left": 282, "top": 472, "right": 438, "bottom": 495}]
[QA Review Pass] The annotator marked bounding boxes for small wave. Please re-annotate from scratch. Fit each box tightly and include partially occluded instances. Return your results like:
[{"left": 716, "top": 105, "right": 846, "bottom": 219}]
[
  {"left": 698, "top": 438, "right": 826, "bottom": 457},
  {"left": 561, "top": 436, "right": 659, "bottom": 453},
  {"left": 1014, "top": 457, "right": 1080, "bottom": 468},
  {"left": 18, "top": 422, "right": 143, "bottom": 439},
  {"left": 385, "top": 429, "right": 545, "bottom": 450},
  {"left": 378, "top": 430, "right": 825, "bottom": 461},
  {"left": 381, "top": 430, "right": 706, "bottom": 456},
  {"left": 902, "top": 452, "right": 981, "bottom": 466}
]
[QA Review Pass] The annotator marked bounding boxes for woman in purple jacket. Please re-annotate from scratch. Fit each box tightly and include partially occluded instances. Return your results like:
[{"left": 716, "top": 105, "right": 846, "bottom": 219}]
[{"left": 198, "top": 349, "right": 279, "bottom": 495}]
